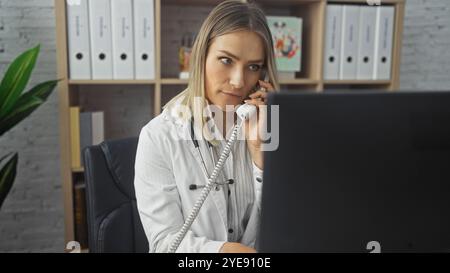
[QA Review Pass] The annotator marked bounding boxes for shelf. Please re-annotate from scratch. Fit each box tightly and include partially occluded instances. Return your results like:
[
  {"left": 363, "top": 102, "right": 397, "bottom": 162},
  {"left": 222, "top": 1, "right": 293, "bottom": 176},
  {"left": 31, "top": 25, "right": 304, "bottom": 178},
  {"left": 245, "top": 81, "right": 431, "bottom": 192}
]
[
  {"left": 324, "top": 80, "right": 392, "bottom": 85},
  {"left": 163, "top": 0, "right": 223, "bottom": 6},
  {"left": 69, "top": 80, "right": 156, "bottom": 85},
  {"left": 164, "top": 0, "right": 330, "bottom": 5},
  {"left": 279, "top": 79, "right": 319, "bottom": 85},
  {"left": 72, "top": 167, "right": 85, "bottom": 173},
  {"left": 160, "top": 78, "right": 189, "bottom": 85},
  {"left": 67, "top": 79, "right": 389, "bottom": 86},
  {"left": 164, "top": 0, "right": 326, "bottom": 4},
  {"left": 327, "top": 0, "right": 404, "bottom": 4},
  {"left": 160, "top": 78, "right": 319, "bottom": 85},
  {"left": 256, "top": 0, "right": 322, "bottom": 7}
]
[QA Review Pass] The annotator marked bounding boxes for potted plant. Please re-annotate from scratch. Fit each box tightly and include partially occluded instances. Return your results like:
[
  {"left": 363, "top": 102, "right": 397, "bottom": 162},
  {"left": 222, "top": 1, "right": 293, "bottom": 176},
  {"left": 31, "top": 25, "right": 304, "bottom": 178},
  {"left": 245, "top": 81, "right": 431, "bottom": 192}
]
[{"left": 0, "top": 45, "right": 58, "bottom": 209}]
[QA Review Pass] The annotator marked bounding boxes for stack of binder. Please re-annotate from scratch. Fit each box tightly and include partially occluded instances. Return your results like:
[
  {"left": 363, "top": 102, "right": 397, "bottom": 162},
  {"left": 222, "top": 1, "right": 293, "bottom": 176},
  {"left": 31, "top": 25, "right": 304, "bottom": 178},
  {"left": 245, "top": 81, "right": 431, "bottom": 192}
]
[
  {"left": 66, "top": 0, "right": 155, "bottom": 80},
  {"left": 323, "top": 4, "right": 395, "bottom": 80}
]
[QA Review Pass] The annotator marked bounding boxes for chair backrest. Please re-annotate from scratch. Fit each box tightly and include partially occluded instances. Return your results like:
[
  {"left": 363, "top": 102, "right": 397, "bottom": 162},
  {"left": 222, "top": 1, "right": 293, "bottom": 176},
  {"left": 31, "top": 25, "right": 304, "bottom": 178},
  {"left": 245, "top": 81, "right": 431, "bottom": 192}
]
[{"left": 83, "top": 137, "right": 149, "bottom": 253}]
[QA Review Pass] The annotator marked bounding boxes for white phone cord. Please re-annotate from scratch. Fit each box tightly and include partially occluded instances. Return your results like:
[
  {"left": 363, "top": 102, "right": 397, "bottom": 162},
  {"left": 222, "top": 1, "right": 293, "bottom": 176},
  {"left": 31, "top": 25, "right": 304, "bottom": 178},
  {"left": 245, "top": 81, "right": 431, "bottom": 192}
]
[{"left": 168, "top": 120, "right": 244, "bottom": 253}]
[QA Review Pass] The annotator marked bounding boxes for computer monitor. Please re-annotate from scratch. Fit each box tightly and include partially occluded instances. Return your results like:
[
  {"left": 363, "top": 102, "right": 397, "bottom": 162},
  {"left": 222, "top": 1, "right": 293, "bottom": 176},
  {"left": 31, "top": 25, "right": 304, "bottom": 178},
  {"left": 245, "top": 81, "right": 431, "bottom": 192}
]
[{"left": 258, "top": 91, "right": 450, "bottom": 253}]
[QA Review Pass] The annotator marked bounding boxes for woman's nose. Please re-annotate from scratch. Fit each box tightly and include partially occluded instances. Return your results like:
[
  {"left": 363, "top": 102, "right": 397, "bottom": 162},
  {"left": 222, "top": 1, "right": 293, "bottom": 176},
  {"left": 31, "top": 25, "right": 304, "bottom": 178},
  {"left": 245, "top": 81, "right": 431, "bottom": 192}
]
[{"left": 229, "top": 69, "right": 245, "bottom": 89}]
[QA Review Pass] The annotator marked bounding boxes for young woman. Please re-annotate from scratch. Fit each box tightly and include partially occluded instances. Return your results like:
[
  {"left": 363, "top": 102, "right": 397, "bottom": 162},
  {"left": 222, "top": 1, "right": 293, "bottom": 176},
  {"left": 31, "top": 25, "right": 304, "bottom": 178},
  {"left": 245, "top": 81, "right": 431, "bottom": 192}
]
[{"left": 134, "top": 0, "right": 279, "bottom": 253}]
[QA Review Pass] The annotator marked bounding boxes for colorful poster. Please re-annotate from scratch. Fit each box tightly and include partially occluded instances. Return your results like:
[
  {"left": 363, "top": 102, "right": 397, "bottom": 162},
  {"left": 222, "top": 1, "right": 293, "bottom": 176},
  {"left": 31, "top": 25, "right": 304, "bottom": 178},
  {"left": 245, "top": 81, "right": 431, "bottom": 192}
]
[{"left": 267, "top": 16, "right": 302, "bottom": 72}]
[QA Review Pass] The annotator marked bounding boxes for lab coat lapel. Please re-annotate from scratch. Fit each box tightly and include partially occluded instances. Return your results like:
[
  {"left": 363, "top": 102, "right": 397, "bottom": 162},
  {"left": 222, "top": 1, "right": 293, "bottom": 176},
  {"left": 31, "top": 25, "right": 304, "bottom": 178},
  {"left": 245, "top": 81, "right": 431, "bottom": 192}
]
[{"left": 182, "top": 119, "right": 228, "bottom": 229}]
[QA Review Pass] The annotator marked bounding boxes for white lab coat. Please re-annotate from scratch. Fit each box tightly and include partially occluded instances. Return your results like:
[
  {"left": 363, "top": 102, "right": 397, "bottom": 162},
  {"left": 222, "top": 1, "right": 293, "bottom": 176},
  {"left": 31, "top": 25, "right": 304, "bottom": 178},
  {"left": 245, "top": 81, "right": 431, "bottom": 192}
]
[{"left": 134, "top": 105, "right": 263, "bottom": 253}]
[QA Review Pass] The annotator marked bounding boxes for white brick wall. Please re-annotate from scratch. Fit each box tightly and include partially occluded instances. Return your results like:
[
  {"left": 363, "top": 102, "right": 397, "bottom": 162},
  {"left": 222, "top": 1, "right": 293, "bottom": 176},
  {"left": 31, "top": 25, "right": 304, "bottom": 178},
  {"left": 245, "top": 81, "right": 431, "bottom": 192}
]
[
  {"left": 400, "top": 0, "right": 450, "bottom": 89},
  {"left": 0, "top": 0, "right": 62, "bottom": 253},
  {"left": 0, "top": 0, "right": 449, "bottom": 252}
]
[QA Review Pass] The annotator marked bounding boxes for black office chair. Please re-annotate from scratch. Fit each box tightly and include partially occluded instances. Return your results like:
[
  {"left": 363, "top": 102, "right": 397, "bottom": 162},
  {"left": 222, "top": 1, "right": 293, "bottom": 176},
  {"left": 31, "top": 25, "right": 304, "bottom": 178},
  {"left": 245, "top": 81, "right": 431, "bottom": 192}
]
[{"left": 83, "top": 137, "right": 149, "bottom": 253}]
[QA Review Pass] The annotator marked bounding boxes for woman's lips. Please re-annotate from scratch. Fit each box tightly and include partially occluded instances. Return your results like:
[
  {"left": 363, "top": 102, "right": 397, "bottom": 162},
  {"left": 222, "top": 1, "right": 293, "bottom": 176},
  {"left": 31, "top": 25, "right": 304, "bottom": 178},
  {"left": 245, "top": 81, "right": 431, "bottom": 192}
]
[{"left": 220, "top": 90, "right": 241, "bottom": 98}]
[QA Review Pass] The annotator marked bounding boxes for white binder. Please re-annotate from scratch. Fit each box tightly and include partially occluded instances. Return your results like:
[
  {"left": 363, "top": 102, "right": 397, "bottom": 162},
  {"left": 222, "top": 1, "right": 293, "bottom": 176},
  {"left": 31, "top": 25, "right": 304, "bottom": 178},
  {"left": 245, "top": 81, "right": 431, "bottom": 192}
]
[
  {"left": 111, "top": 0, "right": 134, "bottom": 79},
  {"left": 324, "top": 5, "right": 343, "bottom": 80},
  {"left": 374, "top": 6, "right": 395, "bottom": 80},
  {"left": 356, "top": 6, "right": 377, "bottom": 80},
  {"left": 339, "top": 5, "right": 360, "bottom": 80},
  {"left": 134, "top": 0, "right": 156, "bottom": 80},
  {"left": 91, "top": 111, "right": 105, "bottom": 145},
  {"left": 66, "top": 0, "right": 91, "bottom": 79},
  {"left": 89, "top": 0, "right": 113, "bottom": 79}
]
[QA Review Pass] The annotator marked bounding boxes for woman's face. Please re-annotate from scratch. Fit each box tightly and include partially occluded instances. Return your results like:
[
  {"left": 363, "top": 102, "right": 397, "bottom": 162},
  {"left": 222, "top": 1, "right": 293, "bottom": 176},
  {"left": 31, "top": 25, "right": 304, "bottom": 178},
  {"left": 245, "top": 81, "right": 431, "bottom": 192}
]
[{"left": 204, "top": 30, "right": 265, "bottom": 110}]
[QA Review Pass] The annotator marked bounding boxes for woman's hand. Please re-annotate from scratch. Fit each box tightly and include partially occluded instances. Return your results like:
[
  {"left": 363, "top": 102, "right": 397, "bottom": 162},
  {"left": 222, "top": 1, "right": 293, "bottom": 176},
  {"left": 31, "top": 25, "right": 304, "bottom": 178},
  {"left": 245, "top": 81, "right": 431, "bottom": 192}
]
[
  {"left": 219, "top": 242, "right": 257, "bottom": 253},
  {"left": 243, "top": 80, "right": 275, "bottom": 170}
]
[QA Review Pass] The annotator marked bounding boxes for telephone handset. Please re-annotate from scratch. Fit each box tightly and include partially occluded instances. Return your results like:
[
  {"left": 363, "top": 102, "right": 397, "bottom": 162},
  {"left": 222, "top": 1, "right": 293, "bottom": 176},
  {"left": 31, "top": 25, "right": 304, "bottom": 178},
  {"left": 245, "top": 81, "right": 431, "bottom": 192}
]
[{"left": 237, "top": 102, "right": 257, "bottom": 121}]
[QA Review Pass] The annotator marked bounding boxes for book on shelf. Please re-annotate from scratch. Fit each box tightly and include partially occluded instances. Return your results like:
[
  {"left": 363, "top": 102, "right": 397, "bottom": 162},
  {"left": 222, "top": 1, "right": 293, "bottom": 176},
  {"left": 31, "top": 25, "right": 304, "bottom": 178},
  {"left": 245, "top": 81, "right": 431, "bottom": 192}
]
[
  {"left": 70, "top": 106, "right": 105, "bottom": 168},
  {"left": 88, "top": 0, "right": 114, "bottom": 79},
  {"left": 340, "top": 5, "right": 360, "bottom": 80},
  {"left": 70, "top": 107, "right": 81, "bottom": 168},
  {"left": 74, "top": 180, "right": 88, "bottom": 250},
  {"left": 111, "top": 0, "right": 135, "bottom": 80},
  {"left": 266, "top": 15, "right": 302, "bottom": 76},
  {"left": 66, "top": 0, "right": 91, "bottom": 79},
  {"left": 134, "top": 0, "right": 156, "bottom": 80}
]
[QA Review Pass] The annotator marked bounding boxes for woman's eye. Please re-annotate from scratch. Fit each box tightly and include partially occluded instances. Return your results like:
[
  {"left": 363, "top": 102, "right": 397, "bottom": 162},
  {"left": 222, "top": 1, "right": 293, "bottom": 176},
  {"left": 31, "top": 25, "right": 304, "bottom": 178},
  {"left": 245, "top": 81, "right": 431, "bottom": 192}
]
[
  {"left": 219, "top": 57, "right": 232, "bottom": 65},
  {"left": 249, "top": 64, "right": 261, "bottom": 72}
]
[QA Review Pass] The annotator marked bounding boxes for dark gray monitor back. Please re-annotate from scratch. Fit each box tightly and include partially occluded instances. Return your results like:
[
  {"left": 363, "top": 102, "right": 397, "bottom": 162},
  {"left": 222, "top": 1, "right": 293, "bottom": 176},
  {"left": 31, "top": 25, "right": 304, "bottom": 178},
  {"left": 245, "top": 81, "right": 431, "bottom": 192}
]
[{"left": 258, "top": 91, "right": 450, "bottom": 253}]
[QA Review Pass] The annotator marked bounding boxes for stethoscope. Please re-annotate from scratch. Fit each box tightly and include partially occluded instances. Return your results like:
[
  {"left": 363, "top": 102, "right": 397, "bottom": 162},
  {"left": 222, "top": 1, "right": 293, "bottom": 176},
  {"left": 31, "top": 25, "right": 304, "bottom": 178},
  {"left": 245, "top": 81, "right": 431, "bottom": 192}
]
[{"left": 189, "top": 118, "right": 234, "bottom": 191}]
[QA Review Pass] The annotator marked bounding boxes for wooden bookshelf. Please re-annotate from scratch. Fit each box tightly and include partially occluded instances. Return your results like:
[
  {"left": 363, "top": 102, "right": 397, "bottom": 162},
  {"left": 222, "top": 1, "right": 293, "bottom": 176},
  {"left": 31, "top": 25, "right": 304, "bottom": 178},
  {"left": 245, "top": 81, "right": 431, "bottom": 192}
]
[
  {"left": 68, "top": 80, "right": 157, "bottom": 85},
  {"left": 324, "top": 80, "right": 392, "bottom": 85},
  {"left": 55, "top": 0, "right": 405, "bottom": 248}
]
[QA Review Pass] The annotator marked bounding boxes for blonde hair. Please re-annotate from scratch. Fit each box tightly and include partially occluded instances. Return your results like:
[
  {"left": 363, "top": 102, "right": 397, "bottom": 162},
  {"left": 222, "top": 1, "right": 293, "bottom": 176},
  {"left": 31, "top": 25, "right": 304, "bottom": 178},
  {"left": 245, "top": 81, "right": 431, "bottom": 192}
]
[{"left": 164, "top": 0, "right": 279, "bottom": 142}]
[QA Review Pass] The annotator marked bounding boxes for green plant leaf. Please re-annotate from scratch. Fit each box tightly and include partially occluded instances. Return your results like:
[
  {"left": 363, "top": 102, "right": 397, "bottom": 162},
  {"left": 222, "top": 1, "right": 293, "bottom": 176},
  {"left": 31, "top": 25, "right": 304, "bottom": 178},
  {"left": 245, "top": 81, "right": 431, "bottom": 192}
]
[
  {"left": 0, "top": 96, "right": 42, "bottom": 137},
  {"left": 0, "top": 80, "right": 57, "bottom": 137},
  {"left": 0, "top": 96, "right": 42, "bottom": 136},
  {"left": 18, "top": 80, "right": 58, "bottom": 103},
  {"left": 0, "top": 153, "right": 18, "bottom": 209},
  {"left": 0, "top": 45, "right": 40, "bottom": 119}
]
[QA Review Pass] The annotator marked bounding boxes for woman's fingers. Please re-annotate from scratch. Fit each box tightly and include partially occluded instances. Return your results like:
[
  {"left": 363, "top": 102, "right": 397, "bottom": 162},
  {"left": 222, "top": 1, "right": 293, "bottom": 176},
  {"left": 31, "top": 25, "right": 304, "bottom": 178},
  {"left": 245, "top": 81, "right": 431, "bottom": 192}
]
[
  {"left": 258, "top": 80, "right": 275, "bottom": 91},
  {"left": 247, "top": 80, "right": 275, "bottom": 101},
  {"left": 244, "top": 80, "right": 275, "bottom": 108},
  {"left": 243, "top": 84, "right": 272, "bottom": 143},
  {"left": 249, "top": 90, "right": 268, "bottom": 99},
  {"left": 244, "top": 97, "right": 265, "bottom": 106}
]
